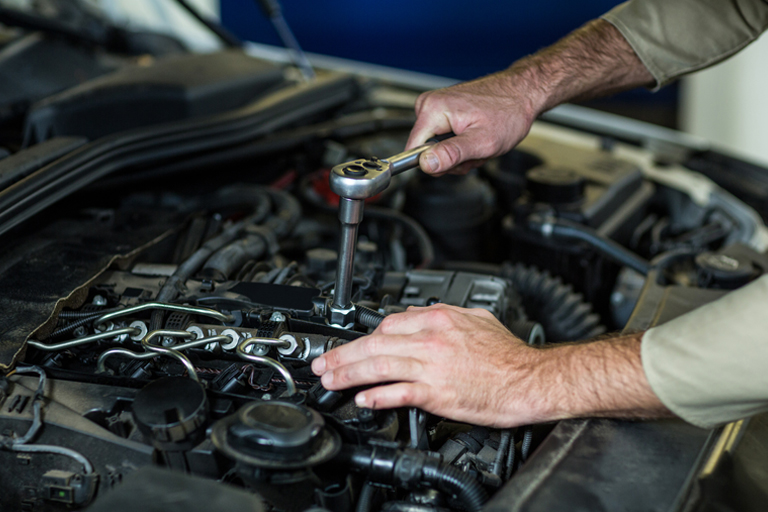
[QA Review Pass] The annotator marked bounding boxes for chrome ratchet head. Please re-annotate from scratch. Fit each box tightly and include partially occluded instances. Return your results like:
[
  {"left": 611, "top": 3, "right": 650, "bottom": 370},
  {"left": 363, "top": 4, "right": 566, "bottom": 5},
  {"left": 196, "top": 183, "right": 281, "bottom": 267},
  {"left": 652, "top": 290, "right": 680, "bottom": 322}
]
[
  {"left": 329, "top": 132, "right": 455, "bottom": 201},
  {"left": 329, "top": 157, "right": 392, "bottom": 200}
]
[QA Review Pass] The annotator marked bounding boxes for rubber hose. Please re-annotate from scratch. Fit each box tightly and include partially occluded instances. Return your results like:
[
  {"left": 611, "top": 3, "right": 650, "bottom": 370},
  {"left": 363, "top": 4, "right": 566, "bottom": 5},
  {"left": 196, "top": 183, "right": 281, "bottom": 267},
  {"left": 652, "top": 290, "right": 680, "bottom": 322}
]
[
  {"left": 355, "top": 482, "right": 376, "bottom": 512},
  {"left": 202, "top": 235, "right": 267, "bottom": 281},
  {"left": 355, "top": 305, "right": 385, "bottom": 329},
  {"left": 422, "top": 462, "right": 488, "bottom": 512},
  {"left": 150, "top": 187, "right": 276, "bottom": 329},
  {"left": 528, "top": 216, "right": 651, "bottom": 276},
  {"left": 501, "top": 263, "right": 606, "bottom": 342},
  {"left": 493, "top": 430, "right": 512, "bottom": 477},
  {"left": 298, "top": 179, "right": 434, "bottom": 270},
  {"left": 504, "top": 438, "right": 516, "bottom": 480},
  {"left": 366, "top": 206, "right": 435, "bottom": 269},
  {"left": 520, "top": 427, "right": 534, "bottom": 463}
]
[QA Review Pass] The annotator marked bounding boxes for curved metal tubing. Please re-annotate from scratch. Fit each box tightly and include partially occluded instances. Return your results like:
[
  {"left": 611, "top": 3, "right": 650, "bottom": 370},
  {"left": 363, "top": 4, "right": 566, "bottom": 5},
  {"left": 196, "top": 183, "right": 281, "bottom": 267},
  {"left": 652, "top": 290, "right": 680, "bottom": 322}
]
[
  {"left": 28, "top": 327, "right": 141, "bottom": 351},
  {"left": 237, "top": 338, "right": 297, "bottom": 396},
  {"left": 93, "top": 303, "right": 234, "bottom": 330}
]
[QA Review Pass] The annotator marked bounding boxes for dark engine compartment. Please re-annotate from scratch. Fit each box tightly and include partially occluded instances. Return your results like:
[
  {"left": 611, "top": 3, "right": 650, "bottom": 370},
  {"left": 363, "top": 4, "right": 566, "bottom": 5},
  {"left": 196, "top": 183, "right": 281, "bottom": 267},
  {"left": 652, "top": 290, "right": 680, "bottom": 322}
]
[{"left": 1, "top": 13, "right": 768, "bottom": 512}]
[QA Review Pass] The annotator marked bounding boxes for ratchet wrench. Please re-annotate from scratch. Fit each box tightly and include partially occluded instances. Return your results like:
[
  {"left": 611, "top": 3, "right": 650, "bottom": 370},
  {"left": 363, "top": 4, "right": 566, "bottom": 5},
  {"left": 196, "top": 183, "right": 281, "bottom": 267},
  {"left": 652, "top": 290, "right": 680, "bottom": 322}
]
[{"left": 327, "top": 132, "right": 455, "bottom": 326}]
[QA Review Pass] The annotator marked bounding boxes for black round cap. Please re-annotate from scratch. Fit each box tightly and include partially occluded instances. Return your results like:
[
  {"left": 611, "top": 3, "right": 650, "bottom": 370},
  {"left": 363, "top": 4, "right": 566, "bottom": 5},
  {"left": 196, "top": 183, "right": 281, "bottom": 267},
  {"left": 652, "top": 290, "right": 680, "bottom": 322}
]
[
  {"left": 227, "top": 402, "right": 325, "bottom": 461},
  {"left": 526, "top": 167, "right": 585, "bottom": 204}
]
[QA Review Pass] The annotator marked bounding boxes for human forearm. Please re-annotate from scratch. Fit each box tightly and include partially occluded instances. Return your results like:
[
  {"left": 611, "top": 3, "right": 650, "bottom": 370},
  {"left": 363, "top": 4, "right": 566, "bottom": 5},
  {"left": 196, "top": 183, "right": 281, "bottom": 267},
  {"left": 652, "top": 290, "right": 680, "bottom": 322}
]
[
  {"left": 510, "top": 19, "right": 654, "bottom": 115},
  {"left": 530, "top": 332, "right": 672, "bottom": 423},
  {"left": 407, "top": 19, "right": 653, "bottom": 175}
]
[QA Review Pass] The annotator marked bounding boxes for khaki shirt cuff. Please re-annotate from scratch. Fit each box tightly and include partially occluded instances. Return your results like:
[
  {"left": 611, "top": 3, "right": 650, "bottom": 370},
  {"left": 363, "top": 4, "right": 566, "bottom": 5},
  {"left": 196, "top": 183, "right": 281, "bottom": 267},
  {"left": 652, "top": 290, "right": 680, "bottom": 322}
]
[{"left": 642, "top": 274, "right": 768, "bottom": 429}]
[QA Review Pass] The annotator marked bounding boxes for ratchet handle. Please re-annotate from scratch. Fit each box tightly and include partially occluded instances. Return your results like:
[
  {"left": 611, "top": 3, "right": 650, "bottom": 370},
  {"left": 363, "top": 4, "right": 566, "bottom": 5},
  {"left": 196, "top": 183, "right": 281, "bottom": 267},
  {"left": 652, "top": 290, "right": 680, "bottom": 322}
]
[
  {"left": 388, "top": 132, "right": 457, "bottom": 176},
  {"left": 426, "top": 131, "right": 456, "bottom": 144}
]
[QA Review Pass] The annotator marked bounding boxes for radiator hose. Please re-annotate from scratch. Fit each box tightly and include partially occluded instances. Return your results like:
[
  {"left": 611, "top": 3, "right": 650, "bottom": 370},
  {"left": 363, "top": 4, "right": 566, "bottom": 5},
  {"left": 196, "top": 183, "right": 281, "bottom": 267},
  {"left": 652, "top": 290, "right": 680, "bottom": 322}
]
[{"left": 339, "top": 443, "right": 488, "bottom": 512}]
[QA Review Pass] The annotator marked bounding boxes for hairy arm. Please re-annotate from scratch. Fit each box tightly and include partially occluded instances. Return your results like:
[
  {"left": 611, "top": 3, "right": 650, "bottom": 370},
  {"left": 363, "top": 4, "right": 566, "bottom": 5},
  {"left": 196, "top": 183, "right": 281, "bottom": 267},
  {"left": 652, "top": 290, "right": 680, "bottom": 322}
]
[
  {"left": 311, "top": 305, "right": 670, "bottom": 428},
  {"left": 407, "top": 19, "right": 654, "bottom": 175}
]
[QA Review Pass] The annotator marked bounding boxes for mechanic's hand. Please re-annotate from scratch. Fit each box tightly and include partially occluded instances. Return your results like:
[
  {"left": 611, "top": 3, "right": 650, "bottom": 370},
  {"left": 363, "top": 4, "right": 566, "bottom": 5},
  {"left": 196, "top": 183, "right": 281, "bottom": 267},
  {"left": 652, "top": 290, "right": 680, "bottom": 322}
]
[
  {"left": 311, "top": 303, "right": 548, "bottom": 427},
  {"left": 406, "top": 71, "right": 542, "bottom": 176}
]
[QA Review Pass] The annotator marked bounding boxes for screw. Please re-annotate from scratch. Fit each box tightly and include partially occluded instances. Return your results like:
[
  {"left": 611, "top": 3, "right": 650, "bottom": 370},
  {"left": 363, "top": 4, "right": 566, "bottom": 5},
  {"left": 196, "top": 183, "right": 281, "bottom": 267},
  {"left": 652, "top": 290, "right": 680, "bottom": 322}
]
[{"left": 92, "top": 295, "right": 107, "bottom": 306}]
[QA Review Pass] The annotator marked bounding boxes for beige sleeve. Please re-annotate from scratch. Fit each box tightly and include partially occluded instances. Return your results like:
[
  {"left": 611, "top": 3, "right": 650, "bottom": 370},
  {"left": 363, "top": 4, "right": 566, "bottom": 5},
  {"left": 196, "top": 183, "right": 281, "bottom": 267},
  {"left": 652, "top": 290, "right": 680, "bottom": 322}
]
[
  {"left": 642, "top": 274, "right": 768, "bottom": 429},
  {"left": 602, "top": 0, "right": 768, "bottom": 89}
]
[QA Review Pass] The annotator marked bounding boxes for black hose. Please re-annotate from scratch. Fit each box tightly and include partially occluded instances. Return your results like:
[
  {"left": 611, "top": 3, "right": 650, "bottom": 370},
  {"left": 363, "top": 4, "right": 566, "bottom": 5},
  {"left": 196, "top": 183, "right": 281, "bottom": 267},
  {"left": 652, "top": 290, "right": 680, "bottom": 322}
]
[
  {"left": 520, "top": 427, "right": 534, "bottom": 463},
  {"left": 150, "top": 187, "right": 280, "bottom": 329},
  {"left": 202, "top": 235, "right": 267, "bottom": 281},
  {"left": 528, "top": 215, "right": 651, "bottom": 276},
  {"left": 421, "top": 462, "right": 488, "bottom": 512},
  {"left": 366, "top": 206, "right": 435, "bottom": 269},
  {"left": 298, "top": 179, "right": 434, "bottom": 270},
  {"left": 493, "top": 430, "right": 512, "bottom": 477},
  {"left": 501, "top": 263, "right": 606, "bottom": 342},
  {"left": 355, "top": 305, "right": 385, "bottom": 329},
  {"left": 356, "top": 482, "right": 376, "bottom": 512},
  {"left": 504, "top": 437, "right": 516, "bottom": 480}
]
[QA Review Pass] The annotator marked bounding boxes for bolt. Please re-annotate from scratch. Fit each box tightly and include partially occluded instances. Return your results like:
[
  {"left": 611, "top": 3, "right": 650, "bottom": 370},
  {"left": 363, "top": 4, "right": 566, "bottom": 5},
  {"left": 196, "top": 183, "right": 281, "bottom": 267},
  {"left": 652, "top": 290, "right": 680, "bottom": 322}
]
[
  {"left": 73, "top": 326, "right": 87, "bottom": 337},
  {"left": 270, "top": 312, "right": 286, "bottom": 323},
  {"left": 343, "top": 164, "right": 367, "bottom": 177},
  {"left": 92, "top": 295, "right": 107, "bottom": 306}
]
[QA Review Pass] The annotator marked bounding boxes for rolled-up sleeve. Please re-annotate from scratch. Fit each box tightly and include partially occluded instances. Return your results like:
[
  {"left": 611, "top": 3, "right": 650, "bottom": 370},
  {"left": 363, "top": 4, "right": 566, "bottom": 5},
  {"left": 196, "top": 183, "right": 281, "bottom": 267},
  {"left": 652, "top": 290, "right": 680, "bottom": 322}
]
[
  {"left": 602, "top": 0, "right": 768, "bottom": 89},
  {"left": 642, "top": 274, "right": 768, "bottom": 429}
]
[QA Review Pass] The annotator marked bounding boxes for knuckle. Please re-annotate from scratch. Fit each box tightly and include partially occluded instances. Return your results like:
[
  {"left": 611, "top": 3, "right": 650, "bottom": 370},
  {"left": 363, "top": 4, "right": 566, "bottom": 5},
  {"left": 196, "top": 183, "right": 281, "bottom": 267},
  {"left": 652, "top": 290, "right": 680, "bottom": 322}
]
[
  {"left": 378, "top": 316, "right": 397, "bottom": 334},
  {"left": 362, "top": 336, "right": 379, "bottom": 356},
  {"left": 371, "top": 356, "right": 391, "bottom": 377}
]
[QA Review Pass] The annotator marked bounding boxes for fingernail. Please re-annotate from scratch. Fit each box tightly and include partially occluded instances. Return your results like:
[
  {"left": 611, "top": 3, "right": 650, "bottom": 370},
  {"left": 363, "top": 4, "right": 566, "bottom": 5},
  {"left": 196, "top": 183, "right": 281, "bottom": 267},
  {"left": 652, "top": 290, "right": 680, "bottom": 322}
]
[
  {"left": 322, "top": 370, "right": 334, "bottom": 386},
  {"left": 355, "top": 393, "right": 368, "bottom": 408},
  {"left": 312, "top": 357, "right": 325, "bottom": 375},
  {"left": 423, "top": 152, "right": 439, "bottom": 173}
]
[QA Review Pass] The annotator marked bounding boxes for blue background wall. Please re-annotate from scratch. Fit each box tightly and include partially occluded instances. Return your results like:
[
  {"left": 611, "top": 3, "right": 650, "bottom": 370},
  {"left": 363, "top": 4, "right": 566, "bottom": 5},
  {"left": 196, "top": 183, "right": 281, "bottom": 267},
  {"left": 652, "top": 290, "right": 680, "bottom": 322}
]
[{"left": 220, "top": 1, "right": 677, "bottom": 127}]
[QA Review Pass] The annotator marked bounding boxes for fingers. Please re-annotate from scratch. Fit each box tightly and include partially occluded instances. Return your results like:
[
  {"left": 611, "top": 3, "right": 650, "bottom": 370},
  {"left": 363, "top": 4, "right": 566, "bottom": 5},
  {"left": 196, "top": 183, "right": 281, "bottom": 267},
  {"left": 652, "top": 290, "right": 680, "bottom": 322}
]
[
  {"left": 418, "top": 127, "right": 494, "bottom": 175},
  {"left": 320, "top": 355, "right": 424, "bottom": 391},
  {"left": 355, "top": 382, "right": 432, "bottom": 410},
  {"left": 311, "top": 332, "right": 421, "bottom": 375},
  {"left": 405, "top": 107, "right": 452, "bottom": 151}
]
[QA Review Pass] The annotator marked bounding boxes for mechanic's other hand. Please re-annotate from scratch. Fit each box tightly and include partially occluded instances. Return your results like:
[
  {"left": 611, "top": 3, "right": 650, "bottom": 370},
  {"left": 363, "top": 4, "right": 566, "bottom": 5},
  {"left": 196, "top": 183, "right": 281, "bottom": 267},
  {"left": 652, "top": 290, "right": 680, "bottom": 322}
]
[
  {"left": 310, "top": 304, "right": 547, "bottom": 427},
  {"left": 406, "top": 71, "right": 542, "bottom": 176}
]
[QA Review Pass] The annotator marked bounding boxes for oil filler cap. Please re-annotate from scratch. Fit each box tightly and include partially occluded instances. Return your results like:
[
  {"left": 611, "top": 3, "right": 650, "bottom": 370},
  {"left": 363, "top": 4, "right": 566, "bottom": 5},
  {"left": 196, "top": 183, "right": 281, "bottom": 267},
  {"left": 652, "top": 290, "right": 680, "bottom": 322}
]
[
  {"left": 229, "top": 402, "right": 323, "bottom": 460},
  {"left": 526, "top": 167, "right": 585, "bottom": 204},
  {"left": 211, "top": 401, "right": 341, "bottom": 470}
]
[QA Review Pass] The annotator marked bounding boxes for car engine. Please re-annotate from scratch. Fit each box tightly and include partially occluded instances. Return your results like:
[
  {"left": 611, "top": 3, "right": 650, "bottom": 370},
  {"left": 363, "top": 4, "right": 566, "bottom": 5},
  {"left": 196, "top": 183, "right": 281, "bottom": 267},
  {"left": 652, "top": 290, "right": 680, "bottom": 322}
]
[
  {"left": 3, "top": 108, "right": 768, "bottom": 511},
  {"left": 1, "top": 5, "right": 768, "bottom": 510}
]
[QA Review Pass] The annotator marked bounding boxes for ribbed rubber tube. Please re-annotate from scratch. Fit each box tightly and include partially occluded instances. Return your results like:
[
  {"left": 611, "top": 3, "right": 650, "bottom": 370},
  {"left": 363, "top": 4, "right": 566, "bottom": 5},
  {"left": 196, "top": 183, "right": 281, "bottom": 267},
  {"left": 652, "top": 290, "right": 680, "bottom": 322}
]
[
  {"left": 501, "top": 263, "right": 606, "bottom": 342},
  {"left": 422, "top": 462, "right": 488, "bottom": 512},
  {"left": 355, "top": 482, "right": 376, "bottom": 512}
]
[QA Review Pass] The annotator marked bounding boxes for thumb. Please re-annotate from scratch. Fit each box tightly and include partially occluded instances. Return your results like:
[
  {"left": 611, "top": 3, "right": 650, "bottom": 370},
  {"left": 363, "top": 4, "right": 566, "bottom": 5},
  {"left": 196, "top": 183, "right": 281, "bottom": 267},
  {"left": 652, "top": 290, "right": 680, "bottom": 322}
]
[{"left": 419, "top": 128, "right": 490, "bottom": 175}]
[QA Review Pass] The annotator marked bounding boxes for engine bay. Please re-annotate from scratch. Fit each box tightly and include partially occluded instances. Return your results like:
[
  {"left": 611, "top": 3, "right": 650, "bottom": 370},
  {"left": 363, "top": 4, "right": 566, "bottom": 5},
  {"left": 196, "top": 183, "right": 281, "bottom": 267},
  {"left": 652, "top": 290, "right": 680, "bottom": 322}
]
[{"left": 1, "top": 102, "right": 767, "bottom": 511}]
